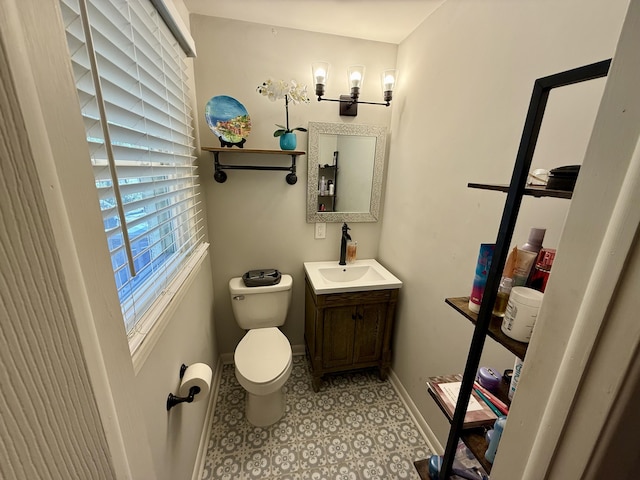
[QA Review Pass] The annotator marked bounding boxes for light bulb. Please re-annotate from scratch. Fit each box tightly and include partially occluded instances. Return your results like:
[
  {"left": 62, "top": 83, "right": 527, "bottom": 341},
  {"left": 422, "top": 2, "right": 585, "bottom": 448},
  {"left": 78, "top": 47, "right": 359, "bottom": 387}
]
[
  {"left": 382, "top": 69, "right": 397, "bottom": 92},
  {"left": 347, "top": 65, "right": 365, "bottom": 90},
  {"left": 350, "top": 71, "right": 362, "bottom": 87},
  {"left": 383, "top": 75, "right": 394, "bottom": 90},
  {"left": 311, "top": 62, "right": 329, "bottom": 86},
  {"left": 314, "top": 68, "right": 327, "bottom": 84}
]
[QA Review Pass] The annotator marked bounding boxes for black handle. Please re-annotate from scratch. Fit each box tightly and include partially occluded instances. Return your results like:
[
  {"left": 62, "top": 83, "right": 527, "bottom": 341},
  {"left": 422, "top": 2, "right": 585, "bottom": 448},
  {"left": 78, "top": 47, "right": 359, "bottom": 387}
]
[{"left": 166, "top": 386, "right": 201, "bottom": 411}]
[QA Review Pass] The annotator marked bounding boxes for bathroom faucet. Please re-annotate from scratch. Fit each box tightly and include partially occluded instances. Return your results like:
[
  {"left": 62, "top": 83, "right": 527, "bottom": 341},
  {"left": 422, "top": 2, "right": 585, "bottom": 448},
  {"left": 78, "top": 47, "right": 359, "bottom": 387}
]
[{"left": 339, "top": 223, "right": 351, "bottom": 265}]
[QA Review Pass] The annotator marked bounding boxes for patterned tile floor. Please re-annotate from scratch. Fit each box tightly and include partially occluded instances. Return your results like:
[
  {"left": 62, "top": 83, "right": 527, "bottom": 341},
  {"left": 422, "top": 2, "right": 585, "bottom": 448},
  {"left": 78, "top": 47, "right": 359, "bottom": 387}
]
[{"left": 201, "top": 355, "right": 432, "bottom": 480}]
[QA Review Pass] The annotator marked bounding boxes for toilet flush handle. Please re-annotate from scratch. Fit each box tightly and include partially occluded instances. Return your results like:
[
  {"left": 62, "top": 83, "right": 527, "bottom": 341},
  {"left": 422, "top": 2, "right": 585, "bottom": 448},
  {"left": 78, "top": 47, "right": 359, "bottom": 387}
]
[{"left": 233, "top": 295, "right": 245, "bottom": 301}]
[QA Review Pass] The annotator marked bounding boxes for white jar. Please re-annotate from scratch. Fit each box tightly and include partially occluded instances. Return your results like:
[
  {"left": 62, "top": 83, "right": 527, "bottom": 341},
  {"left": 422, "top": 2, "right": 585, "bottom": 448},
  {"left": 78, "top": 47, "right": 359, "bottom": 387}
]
[{"left": 501, "top": 287, "right": 543, "bottom": 343}]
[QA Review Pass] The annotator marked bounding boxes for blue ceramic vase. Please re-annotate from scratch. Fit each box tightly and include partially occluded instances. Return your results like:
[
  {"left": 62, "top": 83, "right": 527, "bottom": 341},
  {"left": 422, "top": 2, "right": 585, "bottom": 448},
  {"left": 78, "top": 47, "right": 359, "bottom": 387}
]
[{"left": 279, "top": 133, "right": 297, "bottom": 150}]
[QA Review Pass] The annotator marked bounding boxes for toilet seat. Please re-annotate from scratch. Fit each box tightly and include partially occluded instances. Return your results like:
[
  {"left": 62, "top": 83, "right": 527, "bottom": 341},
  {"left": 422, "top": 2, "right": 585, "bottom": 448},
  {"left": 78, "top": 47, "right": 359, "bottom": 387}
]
[{"left": 234, "top": 327, "right": 292, "bottom": 385}]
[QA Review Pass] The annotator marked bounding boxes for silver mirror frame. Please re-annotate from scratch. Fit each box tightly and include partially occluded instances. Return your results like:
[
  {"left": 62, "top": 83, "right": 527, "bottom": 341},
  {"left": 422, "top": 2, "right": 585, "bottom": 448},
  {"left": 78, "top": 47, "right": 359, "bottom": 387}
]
[{"left": 307, "top": 122, "right": 387, "bottom": 223}]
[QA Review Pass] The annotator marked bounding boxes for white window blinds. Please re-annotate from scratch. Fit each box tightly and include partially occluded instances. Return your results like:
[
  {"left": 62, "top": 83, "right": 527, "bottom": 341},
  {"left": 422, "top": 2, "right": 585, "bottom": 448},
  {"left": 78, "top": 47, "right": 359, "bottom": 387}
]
[{"left": 59, "top": 0, "right": 204, "bottom": 335}]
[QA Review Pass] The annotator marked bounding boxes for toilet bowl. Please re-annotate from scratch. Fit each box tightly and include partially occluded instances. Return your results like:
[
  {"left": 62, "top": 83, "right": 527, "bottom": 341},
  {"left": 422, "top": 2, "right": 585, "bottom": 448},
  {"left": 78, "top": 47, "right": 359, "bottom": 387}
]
[
  {"left": 234, "top": 328, "right": 292, "bottom": 426},
  {"left": 229, "top": 274, "right": 293, "bottom": 426}
]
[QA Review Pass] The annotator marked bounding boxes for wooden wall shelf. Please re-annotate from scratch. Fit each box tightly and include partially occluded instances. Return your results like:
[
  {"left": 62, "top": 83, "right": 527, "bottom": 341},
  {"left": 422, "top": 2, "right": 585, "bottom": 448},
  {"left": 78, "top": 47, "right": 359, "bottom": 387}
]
[
  {"left": 445, "top": 297, "right": 528, "bottom": 360},
  {"left": 202, "top": 147, "right": 305, "bottom": 184}
]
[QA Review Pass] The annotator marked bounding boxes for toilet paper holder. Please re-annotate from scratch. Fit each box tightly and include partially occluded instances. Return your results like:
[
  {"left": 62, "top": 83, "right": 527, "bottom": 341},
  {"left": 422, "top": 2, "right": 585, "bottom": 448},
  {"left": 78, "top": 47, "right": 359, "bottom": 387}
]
[{"left": 166, "top": 364, "right": 201, "bottom": 411}]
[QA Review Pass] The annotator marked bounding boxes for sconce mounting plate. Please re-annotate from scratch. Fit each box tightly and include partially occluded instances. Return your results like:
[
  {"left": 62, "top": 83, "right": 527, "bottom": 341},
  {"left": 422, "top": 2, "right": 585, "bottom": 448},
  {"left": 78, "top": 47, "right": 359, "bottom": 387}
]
[{"left": 339, "top": 95, "right": 358, "bottom": 116}]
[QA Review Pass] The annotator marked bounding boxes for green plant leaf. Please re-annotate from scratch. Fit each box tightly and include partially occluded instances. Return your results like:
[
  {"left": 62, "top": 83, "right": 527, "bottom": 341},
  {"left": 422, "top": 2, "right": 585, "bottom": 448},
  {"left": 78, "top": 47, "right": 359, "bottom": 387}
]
[{"left": 273, "top": 129, "right": 286, "bottom": 137}]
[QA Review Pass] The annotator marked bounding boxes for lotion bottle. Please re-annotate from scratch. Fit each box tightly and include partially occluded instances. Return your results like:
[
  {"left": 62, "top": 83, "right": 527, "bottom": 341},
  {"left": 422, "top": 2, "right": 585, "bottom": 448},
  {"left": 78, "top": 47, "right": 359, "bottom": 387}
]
[
  {"left": 468, "top": 244, "right": 495, "bottom": 313},
  {"left": 319, "top": 176, "right": 326, "bottom": 195},
  {"left": 521, "top": 227, "right": 546, "bottom": 255},
  {"left": 485, "top": 416, "right": 507, "bottom": 463}
]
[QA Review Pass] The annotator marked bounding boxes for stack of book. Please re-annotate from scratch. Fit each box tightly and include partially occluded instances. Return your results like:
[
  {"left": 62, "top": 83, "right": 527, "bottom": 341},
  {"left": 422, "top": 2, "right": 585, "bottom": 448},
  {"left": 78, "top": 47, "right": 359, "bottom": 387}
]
[{"left": 426, "top": 374, "right": 499, "bottom": 429}]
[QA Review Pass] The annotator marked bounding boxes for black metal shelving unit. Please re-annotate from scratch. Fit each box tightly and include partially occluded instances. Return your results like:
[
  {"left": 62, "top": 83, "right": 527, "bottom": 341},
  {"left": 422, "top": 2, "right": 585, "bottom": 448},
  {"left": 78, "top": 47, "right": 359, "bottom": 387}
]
[
  {"left": 318, "top": 151, "right": 339, "bottom": 212},
  {"left": 414, "top": 59, "right": 611, "bottom": 479}
]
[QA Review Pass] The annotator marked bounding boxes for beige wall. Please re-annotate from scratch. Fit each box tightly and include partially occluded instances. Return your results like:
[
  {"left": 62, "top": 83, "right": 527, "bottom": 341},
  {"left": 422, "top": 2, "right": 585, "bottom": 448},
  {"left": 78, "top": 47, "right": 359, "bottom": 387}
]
[
  {"left": 379, "top": 0, "right": 629, "bottom": 450},
  {"left": 135, "top": 262, "right": 216, "bottom": 479},
  {"left": 190, "top": 15, "right": 397, "bottom": 354}
]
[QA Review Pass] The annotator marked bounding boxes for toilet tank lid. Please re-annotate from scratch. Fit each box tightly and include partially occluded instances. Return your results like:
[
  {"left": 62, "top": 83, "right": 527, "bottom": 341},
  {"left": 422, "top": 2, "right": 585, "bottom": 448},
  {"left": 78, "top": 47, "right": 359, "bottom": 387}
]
[{"left": 229, "top": 274, "right": 292, "bottom": 295}]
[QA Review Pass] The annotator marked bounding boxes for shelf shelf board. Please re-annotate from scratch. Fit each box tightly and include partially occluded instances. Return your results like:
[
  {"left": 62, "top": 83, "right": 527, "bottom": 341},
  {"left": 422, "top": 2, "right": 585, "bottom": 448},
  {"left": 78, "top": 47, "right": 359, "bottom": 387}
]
[
  {"left": 467, "top": 182, "right": 572, "bottom": 199},
  {"left": 459, "top": 376, "right": 512, "bottom": 473},
  {"left": 461, "top": 429, "right": 493, "bottom": 474},
  {"left": 414, "top": 430, "right": 491, "bottom": 479},
  {"left": 445, "top": 297, "right": 528, "bottom": 360},
  {"left": 422, "top": 377, "right": 510, "bottom": 477},
  {"left": 413, "top": 458, "right": 431, "bottom": 479},
  {"left": 202, "top": 146, "right": 305, "bottom": 155}
]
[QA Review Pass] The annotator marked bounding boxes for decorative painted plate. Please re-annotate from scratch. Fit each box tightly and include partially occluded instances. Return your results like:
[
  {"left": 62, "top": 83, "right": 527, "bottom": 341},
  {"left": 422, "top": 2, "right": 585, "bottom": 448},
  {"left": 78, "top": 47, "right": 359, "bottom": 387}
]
[{"left": 205, "top": 95, "right": 251, "bottom": 148}]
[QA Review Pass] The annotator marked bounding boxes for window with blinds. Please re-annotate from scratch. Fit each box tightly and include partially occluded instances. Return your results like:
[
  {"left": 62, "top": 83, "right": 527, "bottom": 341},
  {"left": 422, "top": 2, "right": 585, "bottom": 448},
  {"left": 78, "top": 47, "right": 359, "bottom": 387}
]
[{"left": 59, "top": 0, "right": 204, "bottom": 336}]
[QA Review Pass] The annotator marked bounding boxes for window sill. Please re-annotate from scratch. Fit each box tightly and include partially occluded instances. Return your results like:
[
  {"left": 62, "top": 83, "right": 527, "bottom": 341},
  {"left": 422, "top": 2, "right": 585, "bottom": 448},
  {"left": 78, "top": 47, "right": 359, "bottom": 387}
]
[{"left": 130, "top": 242, "right": 210, "bottom": 374}]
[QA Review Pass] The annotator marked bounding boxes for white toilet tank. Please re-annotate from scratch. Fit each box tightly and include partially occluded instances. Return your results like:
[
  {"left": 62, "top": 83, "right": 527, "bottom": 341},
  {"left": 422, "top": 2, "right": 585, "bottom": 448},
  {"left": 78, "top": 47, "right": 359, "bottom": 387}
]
[{"left": 229, "top": 274, "right": 293, "bottom": 329}]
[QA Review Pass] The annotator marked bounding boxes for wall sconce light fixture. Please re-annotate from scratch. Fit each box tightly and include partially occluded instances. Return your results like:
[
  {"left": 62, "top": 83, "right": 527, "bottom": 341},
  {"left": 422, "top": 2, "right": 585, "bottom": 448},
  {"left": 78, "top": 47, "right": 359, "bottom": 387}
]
[{"left": 312, "top": 62, "right": 397, "bottom": 116}]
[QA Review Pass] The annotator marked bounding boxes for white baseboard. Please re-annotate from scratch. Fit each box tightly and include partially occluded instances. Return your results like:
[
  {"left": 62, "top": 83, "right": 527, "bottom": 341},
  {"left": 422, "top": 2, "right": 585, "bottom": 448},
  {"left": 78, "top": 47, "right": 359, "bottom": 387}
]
[
  {"left": 292, "top": 343, "right": 306, "bottom": 356},
  {"left": 388, "top": 368, "right": 443, "bottom": 455},
  {"left": 191, "top": 357, "right": 223, "bottom": 480}
]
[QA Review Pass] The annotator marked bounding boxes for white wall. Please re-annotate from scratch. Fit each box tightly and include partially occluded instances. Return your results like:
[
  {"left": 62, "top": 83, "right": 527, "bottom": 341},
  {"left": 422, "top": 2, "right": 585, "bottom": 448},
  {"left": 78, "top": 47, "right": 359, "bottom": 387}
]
[
  {"left": 190, "top": 15, "right": 397, "bottom": 355},
  {"left": 380, "top": 0, "right": 629, "bottom": 449}
]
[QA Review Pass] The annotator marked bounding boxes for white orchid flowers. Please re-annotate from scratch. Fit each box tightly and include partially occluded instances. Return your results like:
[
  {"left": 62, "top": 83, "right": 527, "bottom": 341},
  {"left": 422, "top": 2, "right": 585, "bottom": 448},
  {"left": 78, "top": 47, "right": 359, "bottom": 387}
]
[
  {"left": 257, "top": 79, "right": 310, "bottom": 136},
  {"left": 257, "top": 79, "right": 310, "bottom": 104}
]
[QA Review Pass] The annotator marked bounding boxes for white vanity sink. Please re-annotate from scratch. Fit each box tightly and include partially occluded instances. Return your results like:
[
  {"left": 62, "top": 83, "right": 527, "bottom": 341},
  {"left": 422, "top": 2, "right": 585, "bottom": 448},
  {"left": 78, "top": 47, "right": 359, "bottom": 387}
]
[{"left": 304, "top": 259, "right": 403, "bottom": 294}]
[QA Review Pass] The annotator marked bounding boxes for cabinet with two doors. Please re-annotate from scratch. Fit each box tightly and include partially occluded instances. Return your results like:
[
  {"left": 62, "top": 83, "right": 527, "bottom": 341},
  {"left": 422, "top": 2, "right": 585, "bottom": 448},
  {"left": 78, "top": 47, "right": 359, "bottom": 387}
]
[{"left": 304, "top": 276, "right": 399, "bottom": 392}]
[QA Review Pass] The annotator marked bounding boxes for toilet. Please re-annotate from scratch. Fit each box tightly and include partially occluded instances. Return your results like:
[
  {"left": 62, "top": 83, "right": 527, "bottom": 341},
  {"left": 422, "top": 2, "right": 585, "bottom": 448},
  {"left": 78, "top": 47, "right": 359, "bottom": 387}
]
[{"left": 229, "top": 274, "right": 293, "bottom": 426}]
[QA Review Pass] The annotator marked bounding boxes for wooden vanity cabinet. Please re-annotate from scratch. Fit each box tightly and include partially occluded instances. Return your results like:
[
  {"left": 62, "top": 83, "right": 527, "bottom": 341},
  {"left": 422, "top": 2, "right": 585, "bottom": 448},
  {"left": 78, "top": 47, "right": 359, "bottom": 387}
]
[{"left": 304, "top": 275, "right": 399, "bottom": 392}]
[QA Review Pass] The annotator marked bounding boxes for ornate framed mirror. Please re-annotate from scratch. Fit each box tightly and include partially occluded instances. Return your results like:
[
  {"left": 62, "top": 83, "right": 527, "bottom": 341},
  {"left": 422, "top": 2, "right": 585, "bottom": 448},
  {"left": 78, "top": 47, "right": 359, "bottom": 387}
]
[{"left": 307, "top": 122, "right": 387, "bottom": 223}]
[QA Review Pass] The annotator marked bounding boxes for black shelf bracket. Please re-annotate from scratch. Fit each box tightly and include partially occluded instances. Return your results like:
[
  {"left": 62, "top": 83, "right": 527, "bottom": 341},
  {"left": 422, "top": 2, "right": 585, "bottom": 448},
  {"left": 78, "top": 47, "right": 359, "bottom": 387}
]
[{"left": 212, "top": 151, "right": 299, "bottom": 185}]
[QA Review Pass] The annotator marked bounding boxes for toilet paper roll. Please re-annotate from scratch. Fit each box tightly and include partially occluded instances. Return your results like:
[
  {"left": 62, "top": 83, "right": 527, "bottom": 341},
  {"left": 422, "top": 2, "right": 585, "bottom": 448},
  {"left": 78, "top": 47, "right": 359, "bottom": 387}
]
[{"left": 178, "top": 363, "right": 212, "bottom": 402}]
